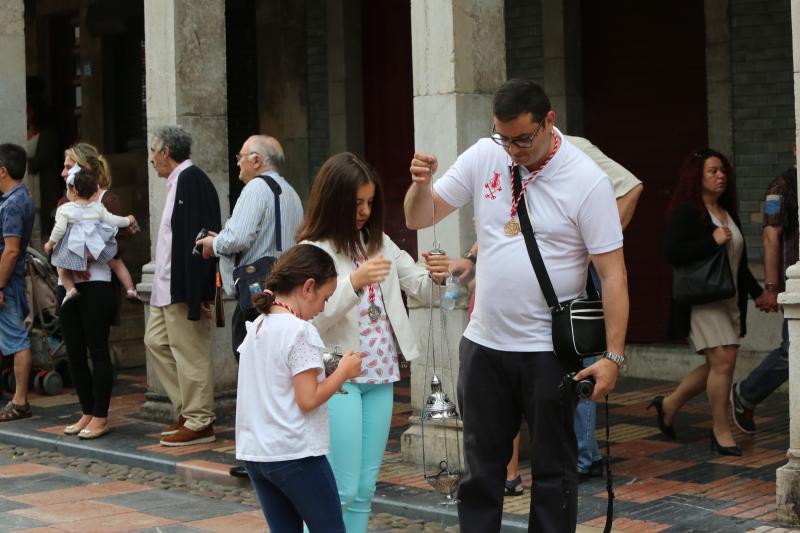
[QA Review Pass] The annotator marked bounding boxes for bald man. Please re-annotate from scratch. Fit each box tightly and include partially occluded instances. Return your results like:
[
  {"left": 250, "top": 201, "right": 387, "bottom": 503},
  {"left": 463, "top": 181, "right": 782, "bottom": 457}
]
[{"left": 197, "top": 134, "right": 303, "bottom": 356}]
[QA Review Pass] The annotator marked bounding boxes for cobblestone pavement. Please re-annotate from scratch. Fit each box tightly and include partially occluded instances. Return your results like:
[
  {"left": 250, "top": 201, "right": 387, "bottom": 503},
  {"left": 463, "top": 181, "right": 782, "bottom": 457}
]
[
  {"left": 0, "top": 368, "right": 799, "bottom": 531},
  {"left": 0, "top": 444, "right": 464, "bottom": 532}
]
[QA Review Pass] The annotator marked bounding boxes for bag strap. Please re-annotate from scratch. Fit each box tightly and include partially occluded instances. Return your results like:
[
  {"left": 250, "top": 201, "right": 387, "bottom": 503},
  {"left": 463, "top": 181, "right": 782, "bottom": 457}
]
[
  {"left": 514, "top": 165, "right": 600, "bottom": 302},
  {"left": 512, "top": 164, "right": 560, "bottom": 309},
  {"left": 234, "top": 174, "right": 283, "bottom": 267},
  {"left": 258, "top": 174, "right": 283, "bottom": 252}
]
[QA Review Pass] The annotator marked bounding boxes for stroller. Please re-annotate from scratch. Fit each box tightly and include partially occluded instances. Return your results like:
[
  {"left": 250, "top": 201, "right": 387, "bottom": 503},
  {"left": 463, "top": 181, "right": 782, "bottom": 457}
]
[{"left": 6, "top": 247, "right": 69, "bottom": 395}]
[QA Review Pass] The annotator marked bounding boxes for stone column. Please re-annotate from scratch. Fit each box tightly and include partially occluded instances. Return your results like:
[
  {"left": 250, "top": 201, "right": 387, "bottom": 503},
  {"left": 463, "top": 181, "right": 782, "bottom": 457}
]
[
  {"left": 327, "top": 0, "right": 365, "bottom": 156},
  {"left": 541, "top": 0, "right": 582, "bottom": 133},
  {"left": 776, "top": 2, "right": 800, "bottom": 522},
  {"left": 0, "top": 0, "right": 26, "bottom": 146},
  {"left": 137, "top": 0, "right": 237, "bottom": 421},
  {"left": 402, "top": 0, "right": 506, "bottom": 466},
  {"left": 704, "top": 0, "right": 733, "bottom": 160}
]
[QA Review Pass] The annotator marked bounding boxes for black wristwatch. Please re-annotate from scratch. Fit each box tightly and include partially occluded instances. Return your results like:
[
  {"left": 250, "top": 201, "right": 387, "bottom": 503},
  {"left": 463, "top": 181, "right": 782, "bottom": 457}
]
[{"left": 463, "top": 251, "right": 477, "bottom": 264}]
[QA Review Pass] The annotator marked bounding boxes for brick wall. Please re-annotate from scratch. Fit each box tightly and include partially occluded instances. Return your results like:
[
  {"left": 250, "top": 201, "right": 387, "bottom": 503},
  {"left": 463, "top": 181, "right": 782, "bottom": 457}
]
[
  {"left": 306, "top": 0, "right": 329, "bottom": 181},
  {"left": 504, "top": 0, "right": 544, "bottom": 81},
  {"left": 731, "top": 0, "right": 795, "bottom": 261}
]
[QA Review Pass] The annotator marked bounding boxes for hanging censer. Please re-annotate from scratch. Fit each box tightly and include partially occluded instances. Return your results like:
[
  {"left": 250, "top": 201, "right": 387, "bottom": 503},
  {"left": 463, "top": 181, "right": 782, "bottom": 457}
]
[{"left": 419, "top": 183, "right": 464, "bottom": 505}]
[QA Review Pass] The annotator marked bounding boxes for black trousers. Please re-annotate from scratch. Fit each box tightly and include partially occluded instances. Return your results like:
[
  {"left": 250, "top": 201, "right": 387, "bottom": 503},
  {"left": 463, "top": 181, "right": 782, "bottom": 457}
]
[
  {"left": 57, "top": 282, "right": 115, "bottom": 418},
  {"left": 457, "top": 337, "right": 577, "bottom": 533},
  {"left": 231, "top": 305, "right": 259, "bottom": 362}
]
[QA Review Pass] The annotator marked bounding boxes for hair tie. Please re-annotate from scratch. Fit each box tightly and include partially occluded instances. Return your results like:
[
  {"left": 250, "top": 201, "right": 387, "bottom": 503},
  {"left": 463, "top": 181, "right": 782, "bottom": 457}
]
[{"left": 263, "top": 289, "right": 273, "bottom": 296}]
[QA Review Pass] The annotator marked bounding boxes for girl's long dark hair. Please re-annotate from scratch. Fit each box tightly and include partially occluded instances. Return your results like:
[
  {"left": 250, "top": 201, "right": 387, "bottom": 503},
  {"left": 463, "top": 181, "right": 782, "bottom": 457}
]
[
  {"left": 251, "top": 244, "right": 337, "bottom": 315},
  {"left": 667, "top": 148, "right": 738, "bottom": 221},
  {"left": 296, "top": 152, "right": 385, "bottom": 258}
]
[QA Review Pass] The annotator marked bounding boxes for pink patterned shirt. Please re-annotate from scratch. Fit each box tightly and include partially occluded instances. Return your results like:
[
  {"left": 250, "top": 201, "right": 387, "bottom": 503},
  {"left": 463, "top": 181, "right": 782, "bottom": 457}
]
[
  {"left": 353, "top": 283, "right": 400, "bottom": 385},
  {"left": 150, "top": 159, "right": 193, "bottom": 307}
]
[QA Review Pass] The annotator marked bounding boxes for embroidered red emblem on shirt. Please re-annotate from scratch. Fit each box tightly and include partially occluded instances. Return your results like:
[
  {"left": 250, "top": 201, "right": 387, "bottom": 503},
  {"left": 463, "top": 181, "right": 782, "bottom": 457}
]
[{"left": 484, "top": 171, "right": 502, "bottom": 199}]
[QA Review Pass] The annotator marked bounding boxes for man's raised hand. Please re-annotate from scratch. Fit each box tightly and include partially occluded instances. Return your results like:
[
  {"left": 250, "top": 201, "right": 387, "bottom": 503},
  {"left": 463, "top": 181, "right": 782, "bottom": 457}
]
[{"left": 410, "top": 152, "right": 438, "bottom": 184}]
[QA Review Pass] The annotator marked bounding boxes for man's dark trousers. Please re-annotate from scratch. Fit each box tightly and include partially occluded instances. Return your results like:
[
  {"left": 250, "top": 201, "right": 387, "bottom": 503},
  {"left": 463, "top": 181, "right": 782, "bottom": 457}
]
[
  {"left": 231, "top": 305, "right": 259, "bottom": 362},
  {"left": 457, "top": 337, "right": 578, "bottom": 533}
]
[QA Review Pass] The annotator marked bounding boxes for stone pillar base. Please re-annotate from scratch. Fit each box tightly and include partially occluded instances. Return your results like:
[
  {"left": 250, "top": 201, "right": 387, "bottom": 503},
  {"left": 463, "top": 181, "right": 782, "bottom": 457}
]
[
  {"left": 776, "top": 458, "right": 800, "bottom": 525},
  {"left": 401, "top": 415, "right": 464, "bottom": 469},
  {"left": 139, "top": 389, "right": 238, "bottom": 423},
  {"left": 402, "top": 415, "right": 531, "bottom": 467}
]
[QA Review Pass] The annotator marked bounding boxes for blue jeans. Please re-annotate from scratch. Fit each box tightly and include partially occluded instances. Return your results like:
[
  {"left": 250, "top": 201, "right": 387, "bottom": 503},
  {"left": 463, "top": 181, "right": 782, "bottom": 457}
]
[
  {"left": 327, "top": 382, "right": 394, "bottom": 533},
  {"left": 739, "top": 318, "right": 789, "bottom": 408},
  {"left": 575, "top": 356, "right": 601, "bottom": 473},
  {"left": 245, "top": 456, "right": 345, "bottom": 533}
]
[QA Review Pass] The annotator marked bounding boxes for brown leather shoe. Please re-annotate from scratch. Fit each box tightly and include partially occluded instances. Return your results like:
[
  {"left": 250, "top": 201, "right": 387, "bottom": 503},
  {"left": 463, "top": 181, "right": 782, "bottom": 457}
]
[
  {"left": 160, "top": 416, "right": 186, "bottom": 437},
  {"left": 160, "top": 424, "right": 215, "bottom": 447}
]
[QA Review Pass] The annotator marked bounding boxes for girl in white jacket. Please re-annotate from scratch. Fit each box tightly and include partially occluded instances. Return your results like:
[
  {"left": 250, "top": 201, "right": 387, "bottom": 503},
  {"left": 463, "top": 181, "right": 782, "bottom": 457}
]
[{"left": 297, "top": 153, "right": 449, "bottom": 532}]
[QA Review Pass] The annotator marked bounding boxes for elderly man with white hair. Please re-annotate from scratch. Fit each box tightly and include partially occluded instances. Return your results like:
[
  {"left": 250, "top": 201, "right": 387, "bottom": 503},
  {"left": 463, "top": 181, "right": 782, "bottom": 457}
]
[{"left": 197, "top": 134, "right": 303, "bottom": 356}]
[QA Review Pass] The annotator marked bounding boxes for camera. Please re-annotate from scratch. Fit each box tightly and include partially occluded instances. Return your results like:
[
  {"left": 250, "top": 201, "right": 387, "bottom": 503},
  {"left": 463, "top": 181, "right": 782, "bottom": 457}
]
[
  {"left": 193, "top": 228, "right": 209, "bottom": 256},
  {"left": 561, "top": 372, "right": 595, "bottom": 400}
]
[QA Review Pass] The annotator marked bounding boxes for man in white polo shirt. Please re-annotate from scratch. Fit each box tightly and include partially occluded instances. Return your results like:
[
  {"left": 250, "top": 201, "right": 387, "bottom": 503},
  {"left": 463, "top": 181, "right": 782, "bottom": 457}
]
[{"left": 404, "top": 79, "right": 629, "bottom": 532}]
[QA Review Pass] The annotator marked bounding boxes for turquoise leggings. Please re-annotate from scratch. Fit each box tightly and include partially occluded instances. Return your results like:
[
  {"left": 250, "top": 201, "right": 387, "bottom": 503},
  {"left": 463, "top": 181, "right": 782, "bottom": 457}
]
[{"left": 327, "top": 382, "right": 394, "bottom": 533}]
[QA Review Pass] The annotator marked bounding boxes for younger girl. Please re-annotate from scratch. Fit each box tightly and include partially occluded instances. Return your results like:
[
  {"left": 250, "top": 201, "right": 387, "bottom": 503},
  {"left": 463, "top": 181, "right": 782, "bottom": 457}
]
[
  {"left": 236, "top": 244, "right": 363, "bottom": 532},
  {"left": 44, "top": 165, "right": 135, "bottom": 304}
]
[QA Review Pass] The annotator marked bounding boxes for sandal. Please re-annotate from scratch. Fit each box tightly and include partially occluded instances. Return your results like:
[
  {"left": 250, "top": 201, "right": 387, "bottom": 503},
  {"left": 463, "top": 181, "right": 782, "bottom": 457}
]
[
  {"left": 504, "top": 475, "right": 524, "bottom": 497},
  {"left": 0, "top": 401, "right": 32, "bottom": 422}
]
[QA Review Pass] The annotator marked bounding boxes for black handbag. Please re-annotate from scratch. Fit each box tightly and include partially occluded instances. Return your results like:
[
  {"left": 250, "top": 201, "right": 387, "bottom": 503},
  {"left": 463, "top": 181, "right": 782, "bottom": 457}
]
[
  {"left": 232, "top": 175, "right": 283, "bottom": 311},
  {"left": 512, "top": 166, "right": 606, "bottom": 365},
  {"left": 672, "top": 246, "right": 735, "bottom": 306}
]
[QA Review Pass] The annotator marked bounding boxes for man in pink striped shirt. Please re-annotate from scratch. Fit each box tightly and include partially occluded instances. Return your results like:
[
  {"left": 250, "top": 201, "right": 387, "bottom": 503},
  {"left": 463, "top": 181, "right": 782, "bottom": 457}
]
[{"left": 144, "top": 125, "right": 221, "bottom": 447}]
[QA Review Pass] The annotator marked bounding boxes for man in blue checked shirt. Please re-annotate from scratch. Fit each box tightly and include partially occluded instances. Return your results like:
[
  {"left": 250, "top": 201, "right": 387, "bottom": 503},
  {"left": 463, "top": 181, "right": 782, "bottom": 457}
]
[
  {"left": 197, "top": 134, "right": 303, "bottom": 358},
  {"left": 0, "top": 144, "right": 35, "bottom": 422}
]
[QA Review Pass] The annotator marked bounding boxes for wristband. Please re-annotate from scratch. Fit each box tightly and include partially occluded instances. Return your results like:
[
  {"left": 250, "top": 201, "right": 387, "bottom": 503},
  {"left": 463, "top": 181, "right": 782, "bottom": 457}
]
[
  {"left": 765, "top": 281, "right": 779, "bottom": 292},
  {"left": 463, "top": 251, "right": 477, "bottom": 264}
]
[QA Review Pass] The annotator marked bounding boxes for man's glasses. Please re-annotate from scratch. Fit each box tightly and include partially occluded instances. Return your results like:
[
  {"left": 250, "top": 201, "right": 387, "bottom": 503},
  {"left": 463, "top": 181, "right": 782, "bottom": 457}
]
[
  {"left": 235, "top": 152, "right": 258, "bottom": 162},
  {"left": 490, "top": 122, "right": 544, "bottom": 149}
]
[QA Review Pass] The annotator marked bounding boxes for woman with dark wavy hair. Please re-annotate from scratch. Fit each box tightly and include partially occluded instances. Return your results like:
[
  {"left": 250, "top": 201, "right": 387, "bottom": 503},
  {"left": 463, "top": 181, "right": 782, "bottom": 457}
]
[{"left": 650, "top": 149, "right": 767, "bottom": 456}]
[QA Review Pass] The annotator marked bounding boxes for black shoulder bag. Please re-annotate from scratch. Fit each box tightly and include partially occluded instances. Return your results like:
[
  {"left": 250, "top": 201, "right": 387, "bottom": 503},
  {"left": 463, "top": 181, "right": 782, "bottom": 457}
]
[
  {"left": 671, "top": 246, "right": 734, "bottom": 306},
  {"left": 512, "top": 165, "right": 615, "bottom": 533},
  {"left": 232, "top": 175, "right": 282, "bottom": 311}
]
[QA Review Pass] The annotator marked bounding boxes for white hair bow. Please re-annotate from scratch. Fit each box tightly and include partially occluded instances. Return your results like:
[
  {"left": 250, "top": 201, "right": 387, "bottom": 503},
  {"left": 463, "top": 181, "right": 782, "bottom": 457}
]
[{"left": 66, "top": 163, "right": 82, "bottom": 186}]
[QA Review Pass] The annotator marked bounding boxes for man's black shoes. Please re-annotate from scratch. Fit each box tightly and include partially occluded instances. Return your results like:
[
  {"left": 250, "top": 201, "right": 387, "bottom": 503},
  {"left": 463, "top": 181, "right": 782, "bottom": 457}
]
[{"left": 578, "top": 459, "right": 604, "bottom": 483}]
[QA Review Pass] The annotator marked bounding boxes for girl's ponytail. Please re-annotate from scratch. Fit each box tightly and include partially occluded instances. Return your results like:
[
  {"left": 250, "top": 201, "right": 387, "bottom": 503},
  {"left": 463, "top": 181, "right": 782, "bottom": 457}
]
[{"left": 252, "top": 289, "right": 276, "bottom": 315}]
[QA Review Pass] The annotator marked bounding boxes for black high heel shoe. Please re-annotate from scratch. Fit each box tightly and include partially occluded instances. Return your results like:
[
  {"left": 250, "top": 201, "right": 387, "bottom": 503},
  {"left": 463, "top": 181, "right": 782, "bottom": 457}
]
[
  {"left": 710, "top": 431, "right": 742, "bottom": 456},
  {"left": 647, "top": 396, "right": 676, "bottom": 439}
]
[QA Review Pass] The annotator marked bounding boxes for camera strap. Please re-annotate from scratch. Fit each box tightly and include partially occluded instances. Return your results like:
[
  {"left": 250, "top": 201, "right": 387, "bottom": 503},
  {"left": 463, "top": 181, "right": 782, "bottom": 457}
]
[{"left": 603, "top": 394, "right": 614, "bottom": 533}]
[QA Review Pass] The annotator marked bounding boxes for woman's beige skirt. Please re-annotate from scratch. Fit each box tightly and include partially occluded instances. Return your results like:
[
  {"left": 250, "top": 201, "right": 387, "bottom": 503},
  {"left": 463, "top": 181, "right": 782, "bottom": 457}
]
[{"left": 688, "top": 295, "right": 740, "bottom": 353}]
